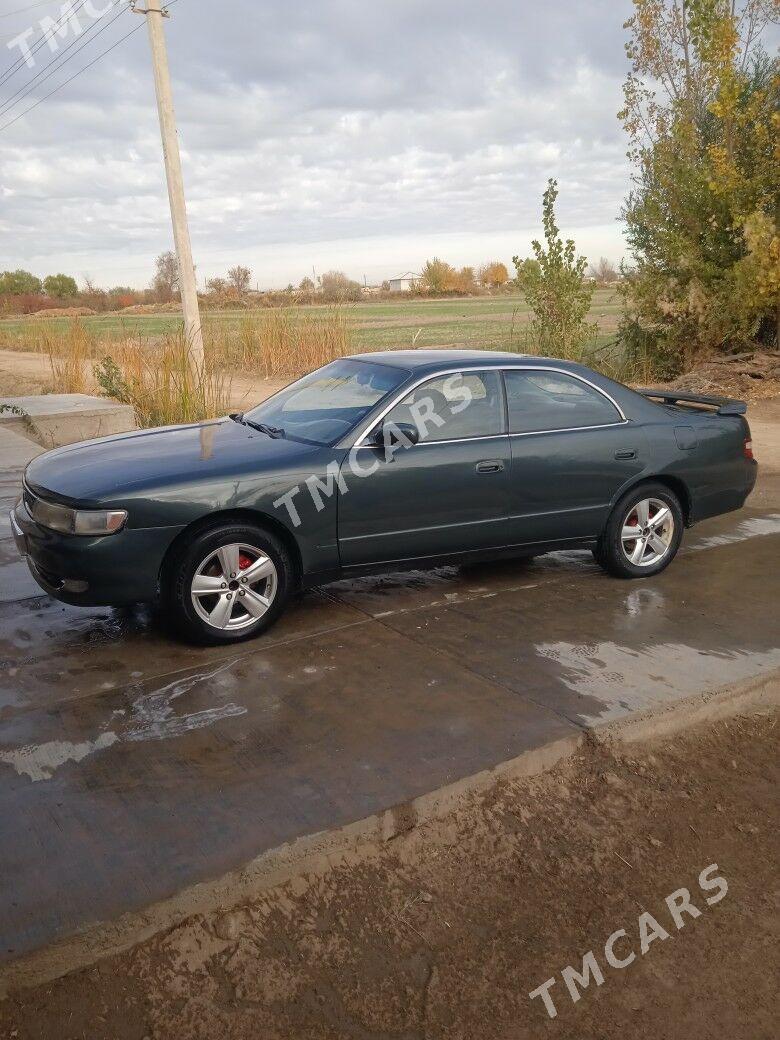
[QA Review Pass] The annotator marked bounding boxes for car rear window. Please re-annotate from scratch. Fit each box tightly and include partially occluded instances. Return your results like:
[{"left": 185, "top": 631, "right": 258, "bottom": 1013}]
[{"left": 505, "top": 370, "right": 621, "bottom": 433}]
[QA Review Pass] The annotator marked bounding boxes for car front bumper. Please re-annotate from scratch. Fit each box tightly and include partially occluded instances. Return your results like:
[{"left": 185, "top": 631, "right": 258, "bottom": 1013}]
[{"left": 10, "top": 498, "right": 184, "bottom": 607}]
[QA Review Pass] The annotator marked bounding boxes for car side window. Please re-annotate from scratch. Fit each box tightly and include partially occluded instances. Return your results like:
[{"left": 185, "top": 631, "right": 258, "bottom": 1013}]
[
  {"left": 504, "top": 370, "right": 621, "bottom": 433},
  {"left": 383, "top": 371, "right": 504, "bottom": 443}
]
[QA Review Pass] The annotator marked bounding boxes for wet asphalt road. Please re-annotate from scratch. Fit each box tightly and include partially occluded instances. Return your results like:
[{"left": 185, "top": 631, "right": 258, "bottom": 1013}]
[{"left": 1, "top": 459, "right": 779, "bottom": 964}]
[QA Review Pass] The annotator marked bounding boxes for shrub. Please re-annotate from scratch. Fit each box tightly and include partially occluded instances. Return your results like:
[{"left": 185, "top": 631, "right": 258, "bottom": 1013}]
[{"left": 513, "top": 179, "right": 597, "bottom": 361}]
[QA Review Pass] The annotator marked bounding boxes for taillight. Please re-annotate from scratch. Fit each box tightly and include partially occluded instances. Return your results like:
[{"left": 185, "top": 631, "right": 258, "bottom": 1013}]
[{"left": 744, "top": 438, "right": 754, "bottom": 460}]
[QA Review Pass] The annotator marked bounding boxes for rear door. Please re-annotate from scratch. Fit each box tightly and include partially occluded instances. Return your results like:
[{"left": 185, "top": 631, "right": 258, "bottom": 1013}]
[
  {"left": 337, "top": 370, "right": 511, "bottom": 566},
  {"left": 503, "top": 368, "right": 646, "bottom": 545}
]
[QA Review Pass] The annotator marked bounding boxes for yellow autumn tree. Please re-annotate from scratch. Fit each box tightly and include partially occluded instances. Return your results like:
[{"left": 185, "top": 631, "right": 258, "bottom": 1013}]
[
  {"left": 619, "top": 0, "right": 780, "bottom": 376},
  {"left": 478, "top": 262, "right": 510, "bottom": 288}
]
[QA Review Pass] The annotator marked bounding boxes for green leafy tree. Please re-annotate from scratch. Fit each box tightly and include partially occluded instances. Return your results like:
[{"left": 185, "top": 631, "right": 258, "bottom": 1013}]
[
  {"left": 619, "top": 0, "right": 780, "bottom": 376},
  {"left": 513, "top": 179, "right": 597, "bottom": 360},
  {"left": 43, "top": 273, "right": 78, "bottom": 298},
  {"left": 0, "top": 269, "right": 42, "bottom": 295}
]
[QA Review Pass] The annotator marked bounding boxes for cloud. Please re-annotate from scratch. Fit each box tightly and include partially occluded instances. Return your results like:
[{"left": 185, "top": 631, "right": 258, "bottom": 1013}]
[{"left": 0, "top": 0, "right": 636, "bottom": 286}]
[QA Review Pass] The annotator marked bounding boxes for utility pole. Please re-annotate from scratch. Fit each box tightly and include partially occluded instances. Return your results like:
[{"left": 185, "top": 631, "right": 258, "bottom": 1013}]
[{"left": 135, "top": 0, "right": 204, "bottom": 364}]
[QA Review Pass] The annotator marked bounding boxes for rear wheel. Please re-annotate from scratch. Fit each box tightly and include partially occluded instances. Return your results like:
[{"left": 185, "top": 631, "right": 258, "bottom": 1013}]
[
  {"left": 165, "top": 522, "right": 293, "bottom": 644},
  {"left": 596, "top": 484, "right": 683, "bottom": 579}
]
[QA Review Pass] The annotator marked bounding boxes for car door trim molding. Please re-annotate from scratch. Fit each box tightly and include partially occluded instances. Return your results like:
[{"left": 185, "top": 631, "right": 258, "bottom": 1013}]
[
  {"left": 508, "top": 420, "right": 628, "bottom": 439},
  {"left": 346, "top": 365, "right": 628, "bottom": 449}
]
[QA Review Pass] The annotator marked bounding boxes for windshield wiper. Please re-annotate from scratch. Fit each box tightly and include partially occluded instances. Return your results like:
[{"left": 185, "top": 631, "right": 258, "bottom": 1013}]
[
  {"left": 253, "top": 422, "right": 285, "bottom": 438},
  {"left": 229, "top": 413, "right": 285, "bottom": 438}
]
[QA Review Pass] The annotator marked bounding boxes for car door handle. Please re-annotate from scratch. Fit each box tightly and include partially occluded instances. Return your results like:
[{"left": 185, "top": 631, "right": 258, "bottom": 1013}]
[
  {"left": 476, "top": 460, "right": 504, "bottom": 473},
  {"left": 614, "top": 449, "right": 637, "bottom": 460}
]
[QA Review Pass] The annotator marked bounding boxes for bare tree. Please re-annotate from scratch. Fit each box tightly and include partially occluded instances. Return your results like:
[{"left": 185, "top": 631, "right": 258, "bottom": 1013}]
[
  {"left": 227, "top": 265, "right": 252, "bottom": 295},
  {"left": 152, "top": 251, "right": 180, "bottom": 300},
  {"left": 320, "top": 270, "right": 362, "bottom": 302},
  {"left": 588, "top": 257, "right": 618, "bottom": 284}
]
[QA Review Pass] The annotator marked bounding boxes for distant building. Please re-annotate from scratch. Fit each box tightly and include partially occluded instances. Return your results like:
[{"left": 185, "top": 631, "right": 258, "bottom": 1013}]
[{"left": 388, "top": 272, "right": 420, "bottom": 293}]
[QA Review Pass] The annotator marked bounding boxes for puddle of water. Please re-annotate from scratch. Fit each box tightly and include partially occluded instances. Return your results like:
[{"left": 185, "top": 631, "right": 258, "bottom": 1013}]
[
  {"left": 0, "top": 659, "right": 249, "bottom": 781},
  {"left": 535, "top": 639, "right": 780, "bottom": 724},
  {"left": 688, "top": 513, "right": 780, "bottom": 551},
  {"left": 122, "top": 660, "right": 246, "bottom": 743},
  {"left": 0, "top": 732, "right": 119, "bottom": 782}
]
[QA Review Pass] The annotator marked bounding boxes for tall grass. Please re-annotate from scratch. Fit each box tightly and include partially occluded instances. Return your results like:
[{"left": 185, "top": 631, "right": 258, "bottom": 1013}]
[
  {"left": 207, "top": 307, "right": 353, "bottom": 378},
  {"left": 45, "top": 320, "right": 93, "bottom": 394},
  {"left": 93, "top": 334, "right": 231, "bottom": 429}
]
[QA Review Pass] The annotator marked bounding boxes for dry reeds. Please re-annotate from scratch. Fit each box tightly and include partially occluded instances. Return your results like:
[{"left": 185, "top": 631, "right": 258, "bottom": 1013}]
[
  {"left": 207, "top": 307, "right": 353, "bottom": 378},
  {"left": 93, "top": 332, "right": 231, "bottom": 429},
  {"left": 45, "top": 319, "right": 92, "bottom": 394}
]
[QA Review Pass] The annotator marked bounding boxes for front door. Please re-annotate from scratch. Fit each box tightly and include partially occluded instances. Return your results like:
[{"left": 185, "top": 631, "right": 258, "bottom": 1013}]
[
  {"left": 337, "top": 370, "right": 511, "bottom": 566},
  {"left": 502, "top": 368, "right": 647, "bottom": 545}
]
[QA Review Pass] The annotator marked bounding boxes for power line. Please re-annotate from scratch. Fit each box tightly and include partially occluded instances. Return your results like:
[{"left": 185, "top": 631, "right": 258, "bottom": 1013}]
[
  {"left": 0, "top": 0, "right": 179, "bottom": 133},
  {"left": 0, "top": 0, "right": 88, "bottom": 88},
  {"left": 0, "top": 0, "right": 88, "bottom": 87},
  {"left": 0, "top": 19, "right": 141, "bottom": 130},
  {"left": 0, "top": 1, "right": 60, "bottom": 19},
  {"left": 0, "top": 2, "right": 128, "bottom": 117}
]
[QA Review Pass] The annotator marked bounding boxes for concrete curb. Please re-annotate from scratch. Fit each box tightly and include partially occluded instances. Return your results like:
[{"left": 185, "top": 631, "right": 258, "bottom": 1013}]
[
  {"left": 1, "top": 667, "right": 778, "bottom": 1000},
  {"left": 0, "top": 395, "right": 136, "bottom": 449}
]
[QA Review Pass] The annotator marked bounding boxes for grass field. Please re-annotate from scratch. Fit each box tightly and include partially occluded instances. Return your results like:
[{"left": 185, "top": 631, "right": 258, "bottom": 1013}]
[{"left": 0, "top": 290, "right": 622, "bottom": 354}]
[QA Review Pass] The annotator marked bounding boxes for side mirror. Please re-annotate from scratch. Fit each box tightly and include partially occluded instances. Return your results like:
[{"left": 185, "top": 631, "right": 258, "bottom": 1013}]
[{"left": 371, "top": 421, "right": 421, "bottom": 448}]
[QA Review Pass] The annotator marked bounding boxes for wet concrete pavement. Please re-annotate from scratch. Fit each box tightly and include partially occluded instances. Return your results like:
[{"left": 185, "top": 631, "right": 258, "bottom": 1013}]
[{"left": 1, "top": 455, "right": 779, "bottom": 966}]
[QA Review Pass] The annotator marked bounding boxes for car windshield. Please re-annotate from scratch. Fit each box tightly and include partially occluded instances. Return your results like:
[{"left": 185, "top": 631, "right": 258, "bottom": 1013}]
[{"left": 243, "top": 359, "right": 409, "bottom": 445}]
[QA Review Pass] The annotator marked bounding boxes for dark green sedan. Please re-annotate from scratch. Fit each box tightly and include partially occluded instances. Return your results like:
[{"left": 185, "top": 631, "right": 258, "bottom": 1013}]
[{"left": 10, "top": 350, "right": 757, "bottom": 644}]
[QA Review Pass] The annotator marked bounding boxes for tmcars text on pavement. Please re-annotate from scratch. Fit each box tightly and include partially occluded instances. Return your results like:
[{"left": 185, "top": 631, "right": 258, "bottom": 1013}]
[{"left": 11, "top": 350, "right": 756, "bottom": 644}]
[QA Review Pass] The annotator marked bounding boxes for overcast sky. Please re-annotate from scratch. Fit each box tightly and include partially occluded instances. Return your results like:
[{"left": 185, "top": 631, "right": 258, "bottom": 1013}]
[{"left": 0, "top": 0, "right": 636, "bottom": 289}]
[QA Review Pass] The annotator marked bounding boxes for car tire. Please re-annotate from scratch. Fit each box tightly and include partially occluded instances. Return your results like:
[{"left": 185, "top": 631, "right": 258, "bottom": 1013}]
[
  {"left": 164, "top": 522, "right": 294, "bottom": 645},
  {"left": 596, "top": 483, "right": 683, "bottom": 580}
]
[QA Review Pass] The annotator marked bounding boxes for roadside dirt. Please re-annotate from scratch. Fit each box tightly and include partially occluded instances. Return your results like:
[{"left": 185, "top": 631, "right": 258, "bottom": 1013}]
[
  {"left": 1, "top": 708, "right": 777, "bottom": 1040},
  {"left": 0, "top": 349, "right": 51, "bottom": 397}
]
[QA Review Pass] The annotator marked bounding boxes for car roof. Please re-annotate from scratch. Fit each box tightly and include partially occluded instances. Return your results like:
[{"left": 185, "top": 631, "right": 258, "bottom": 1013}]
[{"left": 347, "top": 349, "right": 565, "bottom": 373}]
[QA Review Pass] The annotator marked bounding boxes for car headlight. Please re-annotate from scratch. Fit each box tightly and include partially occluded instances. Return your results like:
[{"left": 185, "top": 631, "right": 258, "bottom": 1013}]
[{"left": 30, "top": 497, "right": 127, "bottom": 536}]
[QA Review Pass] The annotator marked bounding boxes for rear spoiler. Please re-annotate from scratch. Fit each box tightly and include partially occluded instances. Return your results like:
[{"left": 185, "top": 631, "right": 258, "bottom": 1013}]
[{"left": 636, "top": 388, "right": 747, "bottom": 416}]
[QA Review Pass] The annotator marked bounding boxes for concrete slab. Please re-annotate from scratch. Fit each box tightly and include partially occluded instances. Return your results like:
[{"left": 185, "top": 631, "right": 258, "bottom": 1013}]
[
  {"left": 371, "top": 534, "right": 780, "bottom": 727},
  {"left": 0, "top": 444, "right": 778, "bottom": 977},
  {"left": 0, "top": 394, "right": 136, "bottom": 448},
  {"left": 0, "top": 621, "right": 576, "bottom": 962}
]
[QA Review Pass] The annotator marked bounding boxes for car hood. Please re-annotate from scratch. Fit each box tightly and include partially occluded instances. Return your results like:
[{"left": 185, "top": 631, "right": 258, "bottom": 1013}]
[{"left": 25, "top": 418, "right": 320, "bottom": 503}]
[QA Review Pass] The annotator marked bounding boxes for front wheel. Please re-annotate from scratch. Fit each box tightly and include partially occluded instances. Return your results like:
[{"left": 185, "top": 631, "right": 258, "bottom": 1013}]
[
  {"left": 596, "top": 484, "right": 683, "bottom": 579},
  {"left": 164, "top": 522, "right": 293, "bottom": 644}
]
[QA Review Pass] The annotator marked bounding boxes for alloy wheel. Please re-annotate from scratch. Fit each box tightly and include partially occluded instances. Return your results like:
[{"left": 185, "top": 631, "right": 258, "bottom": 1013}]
[
  {"left": 190, "top": 542, "right": 278, "bottom": 631},
  {"left": 620, "top": 497, "right": 675, "bottom": 568}
]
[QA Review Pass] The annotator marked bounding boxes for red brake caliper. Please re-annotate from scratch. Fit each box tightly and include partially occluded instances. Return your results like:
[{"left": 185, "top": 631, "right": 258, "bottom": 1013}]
[{"left": 239, "top": 554, "right": 253, "bottom": 571}]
